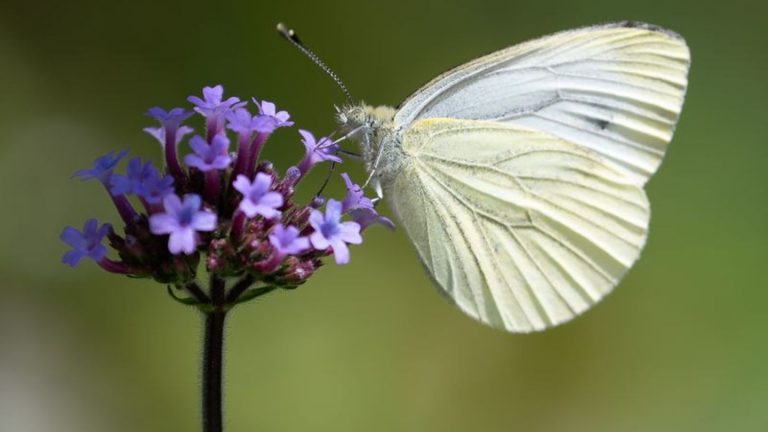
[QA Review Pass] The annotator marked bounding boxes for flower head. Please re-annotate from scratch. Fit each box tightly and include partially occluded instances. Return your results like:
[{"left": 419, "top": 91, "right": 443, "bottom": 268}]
[
  {"left": 60, "top": 219, "right": 112, "bottom": 266},
  {"left": 269, "top": 224, "right": 310, "bottom": 256},
  {"left": 149, "top": 194, "right": 217, "bottom": 255},
  {"left": 63, "top": 86, "right": 390, "bottom": 301},
  {"left": 309, "top": 199, "right": 362, "bottom": 264},
  {"left": 233, "top": 173, "right": 283, "bottom": 219},
  {"left": 297, "top": 129, "right": 341, "bottom": 175},
  {"left": 253, "top": 99, "right": 294, "bottom": 133},
  {"left": 184, "top": 134, "right": 232, "bottom": 172},
  {"left": 73, "top": 150, "right": 128, "bottom": 184}
]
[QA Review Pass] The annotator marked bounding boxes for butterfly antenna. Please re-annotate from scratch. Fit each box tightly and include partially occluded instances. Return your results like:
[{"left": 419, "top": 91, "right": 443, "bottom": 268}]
[{"left": 277, "top": 22, "right": 353, "bottom": 103}]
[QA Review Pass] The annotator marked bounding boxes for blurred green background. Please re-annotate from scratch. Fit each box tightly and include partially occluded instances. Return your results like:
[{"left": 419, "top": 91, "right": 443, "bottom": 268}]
[{"left": 1, "top": 0, "right": 766, "bottom": 431}]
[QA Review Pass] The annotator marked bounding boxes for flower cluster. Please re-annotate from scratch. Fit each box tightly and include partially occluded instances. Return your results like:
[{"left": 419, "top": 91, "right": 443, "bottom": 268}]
[{"left": 61, "top": 85, "right": 392, "bottom": 304}]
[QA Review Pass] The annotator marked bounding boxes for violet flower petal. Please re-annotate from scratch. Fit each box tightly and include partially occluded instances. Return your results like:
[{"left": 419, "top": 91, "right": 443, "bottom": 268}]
[
  {"left": 308, "top": 199, "right": 362, "bottom": 264},
  {"left": 60, "top": 219, "right": 112, "bottom": 266},
  {"left": 233, "top": 173, "right": 283, "bottom": 219},
  {"left": 184, "top": 135, "right": 232, "bottom": 172},
  {"left": 269, "top": 224, "right": 311, "bottom": 256},
  {"left": 149, "top": 193, "right": 217, "bottom": 255},
  {"left": 72, "top": 150, "right": 128, "bottom": 184}
]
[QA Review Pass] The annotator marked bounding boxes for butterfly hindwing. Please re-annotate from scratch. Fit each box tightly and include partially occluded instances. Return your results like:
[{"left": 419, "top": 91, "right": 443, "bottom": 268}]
[{"left": 388, "top": 118, "right": 650, "bottom": 332}]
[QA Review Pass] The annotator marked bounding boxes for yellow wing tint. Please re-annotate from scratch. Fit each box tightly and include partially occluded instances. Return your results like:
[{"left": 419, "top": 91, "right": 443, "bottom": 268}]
[{"left": 389, "top": 118, "right": 650, "bottom": 332}]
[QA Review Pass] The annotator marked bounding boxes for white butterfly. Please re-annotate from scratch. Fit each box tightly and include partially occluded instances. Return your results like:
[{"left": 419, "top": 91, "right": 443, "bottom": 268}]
[{"left": 336, "top": 21, "right": 690, "bottom": 332}]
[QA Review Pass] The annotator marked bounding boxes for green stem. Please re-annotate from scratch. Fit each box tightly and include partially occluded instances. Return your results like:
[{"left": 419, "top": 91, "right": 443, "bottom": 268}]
[
  {"left": 225, "top": 274, "right": 256, "bottom": 303},
  {"left": 185, "top": 281, "right": 210, "bottom": 303},
  {"left": 203, "top": 276, "right": 226, "bottom": 432}
]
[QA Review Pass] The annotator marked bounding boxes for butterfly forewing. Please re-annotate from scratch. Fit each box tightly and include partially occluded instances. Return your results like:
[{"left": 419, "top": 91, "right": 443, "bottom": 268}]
[
  {"left": 388, "top": 119, "right": 650, "bottom": 332},
  {"left": 393, "top": 22, "right": 690, "bottom": 184}
]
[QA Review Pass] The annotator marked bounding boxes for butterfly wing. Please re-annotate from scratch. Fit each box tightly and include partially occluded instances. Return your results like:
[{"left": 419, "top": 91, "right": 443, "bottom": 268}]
[
  {"left": 388, "top": 118, "right": 649, "bottom": 332},
  {"left": 394, "top": 21, "right": 690, "bottom": 184}
]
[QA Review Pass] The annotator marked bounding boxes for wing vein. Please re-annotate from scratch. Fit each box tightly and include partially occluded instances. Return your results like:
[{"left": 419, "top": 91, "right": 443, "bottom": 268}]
[{"left": 417, "top": 160, "right": 535, "bottom": 329}]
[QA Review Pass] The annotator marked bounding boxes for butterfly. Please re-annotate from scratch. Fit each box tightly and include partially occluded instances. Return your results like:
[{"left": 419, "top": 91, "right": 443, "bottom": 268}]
[{"left": 328, "top": 21, "right": 690, "bottom": 332}]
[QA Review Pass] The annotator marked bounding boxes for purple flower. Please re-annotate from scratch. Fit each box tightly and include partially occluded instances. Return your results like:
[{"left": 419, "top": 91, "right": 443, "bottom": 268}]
[
  {"left": 146, "top": 107, "right": 193, "bottom": 132},
  {"left": 73, "top": 150, "right": 128, "bottom": 184},
  {"left": 110, "top": 157, "right": 154, "bottom": 195},
  {"left": 340, "top": 173, "right": 374, "bottom": 213},
  {"left": 146, "top": 107, "right": 194, "bottom": 180},
  {"left": 138, "top": 171, "right": 175, "bottom": 204},
  {"left": 184, "top": 134, "right": 232, "bottom": 171},
  {"left": 62, "top": 88, "right": 393, "bottom": 289},
  {"left": 189, "top": 85, "right": 245, "bottom": 139},
  {"left": 269, "top": 224, "right": 310, "bottom": 256},
  {"left": 144, "top": 125, "right": 193, "bottom": 147},
  {"left": 110, "top": 158, "right": 174, "bottom": 204},
  {"left": 60, "top": 219, "right": 112, "bottom": 266},
  {"left": 297, "top": 130, "right": 341, "bottom": 175},
  {"left": 226, "top": 108, "right": 258, "bottom": 136},
  {"left": 226, "top": 108, "right": 264, "bottom": 178},
  {"left": 73, "top": 151, "right": 138, "bottom": 223},
  {"left": 233, "top": 173, "right": 283, "bottom": 219},
  {"left": 350, "top": 207, "right": 395, "bottom": 232},
  {"left": 252, "top": 99, "right": 294, "bottom": 133},
  {"left": 149, "top": 194, "right": 217, "bottom": 255},
  {"left": 188, "top": 85, "right": 242, "bottom": 118},
  {"left": 337, "top": 173, "right": 393, "bottom": 231},
  {"left": 309, "top": 199, "right": 362, "bottom": 264}
]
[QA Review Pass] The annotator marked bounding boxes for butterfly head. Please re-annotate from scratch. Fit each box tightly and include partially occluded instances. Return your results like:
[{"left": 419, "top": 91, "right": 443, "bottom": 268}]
[
  {"left": 336, "top": 103, "right": 396, "bottom": 135},
  {"left": 336, "top": 103, "right": 398, "bottom": 178}
]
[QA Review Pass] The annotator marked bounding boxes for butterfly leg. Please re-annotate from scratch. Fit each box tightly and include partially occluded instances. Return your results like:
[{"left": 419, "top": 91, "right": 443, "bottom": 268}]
[
  {"left": 313, "top": 125, "right": 366, "bottom": 197},
  {"left": 314, "top": 161, "right": 337, "bottom": 198},
  {"left": 362, "top": 135, "right": 385, "bottom": 189},
  {"left": 371, "top": 180, "right": 384, "bottom": 206},
  {"left": 337, "top": 149, "right": 362, "bottom": 160}
]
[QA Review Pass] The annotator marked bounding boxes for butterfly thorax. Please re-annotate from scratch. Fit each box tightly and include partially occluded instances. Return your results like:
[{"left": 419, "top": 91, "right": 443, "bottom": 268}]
[{"left": 337, "top": 103, "right": 405, "bottom": 187}]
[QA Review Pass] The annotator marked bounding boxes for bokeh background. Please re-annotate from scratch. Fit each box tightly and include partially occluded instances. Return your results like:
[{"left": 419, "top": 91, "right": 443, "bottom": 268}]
[{"left": 1, "top": 0, "right": 766, "bottom": 431}]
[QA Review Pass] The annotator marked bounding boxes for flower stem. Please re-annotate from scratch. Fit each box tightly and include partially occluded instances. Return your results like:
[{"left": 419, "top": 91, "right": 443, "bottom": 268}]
[
  {"left": 203, "top": 275, "right": 226, "bottom": 432},
  {"left": 164, "top": 127, "right": 186, "bottom": 181},
  {"left": 246, "top": 132, "right": 269, "bottom": 176},
  {"left": 185, "top": 281, "right": 211, "bottom": 304},
  {"left": 204, "top": 171, "right": 221, "bottom": 206},
  {"left": 231, "top": 211, "right": 247, "bottom": 240},
  {"left": 225, "top": 274, "right": 256, "bottom": 303},
  {"left": 231, "top": 134, "right": 251, "bottom": 180},
  {"left": 202, "top": 310, "right": 226, "bottom": 432},
  {"left": 109, "top": 194, "right": 138, "bottom": 225}
]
